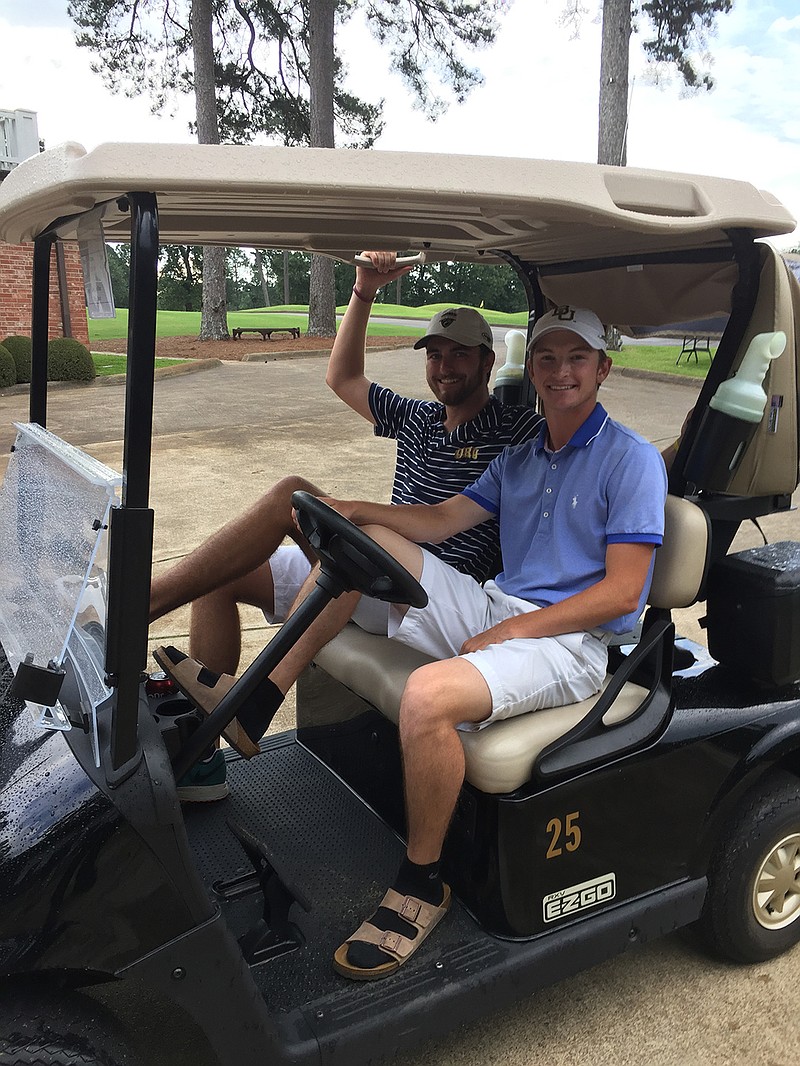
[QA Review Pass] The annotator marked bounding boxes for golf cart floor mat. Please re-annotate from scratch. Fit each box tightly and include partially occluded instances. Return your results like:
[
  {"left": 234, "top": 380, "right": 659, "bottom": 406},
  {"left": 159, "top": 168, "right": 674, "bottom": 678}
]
[{"left": 183, "top": 733, "right": 486, "bottom": 1013}]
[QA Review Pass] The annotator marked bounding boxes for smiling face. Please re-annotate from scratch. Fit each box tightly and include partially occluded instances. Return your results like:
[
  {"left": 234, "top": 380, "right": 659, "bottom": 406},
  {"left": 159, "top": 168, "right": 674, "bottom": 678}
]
[
  {"left": 528, "top": 329, "right": 610, "bottom": 420},
  {"left": 424, "top": 338, "right": 494, "bottom": 407}
]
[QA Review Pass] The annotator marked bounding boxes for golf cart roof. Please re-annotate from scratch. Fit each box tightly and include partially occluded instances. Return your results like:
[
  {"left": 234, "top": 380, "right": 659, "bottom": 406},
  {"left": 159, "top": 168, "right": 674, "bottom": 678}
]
[{"left": 0, "top": 141, "right": 794, "bottom": 263}]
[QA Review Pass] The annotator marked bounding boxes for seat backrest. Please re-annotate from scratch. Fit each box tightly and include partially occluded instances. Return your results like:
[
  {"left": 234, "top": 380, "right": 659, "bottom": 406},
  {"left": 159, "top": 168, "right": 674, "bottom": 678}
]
[
  {"left": 724, "top": 246, "right": 799, "bottom": 497},
  {"left": 647, "top": 495, "right": 709, "bottom": 610}
]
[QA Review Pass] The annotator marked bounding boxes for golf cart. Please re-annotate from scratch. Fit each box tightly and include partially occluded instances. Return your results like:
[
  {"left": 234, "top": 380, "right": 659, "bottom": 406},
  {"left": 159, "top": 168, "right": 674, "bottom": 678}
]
[{"left": 0, "top": 143, "right": 799, "bottom": 1065}]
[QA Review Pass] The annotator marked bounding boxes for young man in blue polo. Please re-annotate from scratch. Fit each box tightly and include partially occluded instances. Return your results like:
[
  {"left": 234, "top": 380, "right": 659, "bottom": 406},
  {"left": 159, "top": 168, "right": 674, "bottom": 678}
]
[
  {"left": 310, "top": 304, "right": 668, "bottom": 977},
  {"left": 159, "top": 305, "right": 668, "bottom": 978}
]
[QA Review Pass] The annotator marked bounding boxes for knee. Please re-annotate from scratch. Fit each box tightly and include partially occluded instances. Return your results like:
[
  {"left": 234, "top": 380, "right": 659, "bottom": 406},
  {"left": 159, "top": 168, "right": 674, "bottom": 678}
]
[
  {"left": 399, "top": 665, "right": 449, "bottom": 738},
  {"left": 360, "top": 524, "right": 423, "bottom": 578},
  {"left": 360, "top": 523, "right": 394, "bottom": 550},
  {"left": 271, "top": 475, "right": 319, "bottom": 508},
  {"left": 253, "top": 476, "right": 320, "bottom": 536}
]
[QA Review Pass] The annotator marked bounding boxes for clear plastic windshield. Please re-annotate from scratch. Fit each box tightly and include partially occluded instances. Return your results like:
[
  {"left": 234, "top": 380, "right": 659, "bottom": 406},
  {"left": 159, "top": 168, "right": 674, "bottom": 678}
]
[{"left": 0, "top": 423, "right": 121, "bottom": 757}]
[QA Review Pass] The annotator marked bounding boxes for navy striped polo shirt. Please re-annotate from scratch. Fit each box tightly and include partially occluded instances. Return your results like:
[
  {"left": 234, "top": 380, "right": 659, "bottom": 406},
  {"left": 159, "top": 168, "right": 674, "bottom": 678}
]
[{"left": 369, "top": 383, "right": 543, "bottom": 581}]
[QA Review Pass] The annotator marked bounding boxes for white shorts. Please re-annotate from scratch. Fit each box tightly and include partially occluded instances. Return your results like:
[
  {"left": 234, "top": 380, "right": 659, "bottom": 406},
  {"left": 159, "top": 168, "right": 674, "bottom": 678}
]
[
  {"left": 389, "top": 549, "right": 609, "bottom": 731},
  {"left": 265, "top": 543, "right": 390, "bottom": 634}
]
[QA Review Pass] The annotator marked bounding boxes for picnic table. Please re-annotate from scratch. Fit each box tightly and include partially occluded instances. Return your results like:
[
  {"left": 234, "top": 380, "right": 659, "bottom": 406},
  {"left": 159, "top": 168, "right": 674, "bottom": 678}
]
[
  {"left": 676, "top": 335, "right": 713, "bottom": 365},
  {"left": 232, "top": 326, "right": 301, "bottom": 341}
]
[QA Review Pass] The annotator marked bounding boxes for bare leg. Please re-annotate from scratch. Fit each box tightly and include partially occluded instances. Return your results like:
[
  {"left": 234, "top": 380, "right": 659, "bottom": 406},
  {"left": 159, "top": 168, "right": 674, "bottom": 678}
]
[
  {"left": 149, "top": 475, "right": 323, "bottom": 622},
  {"left": 268, "top": 569, "right": 362, "bottom": 695},
  {"left": 335, "top": 624, "right": 492, "bottom": 979},
  {"left": 268, "top": 523, "right": 425, "bottom": 695},
  {"left": 189, "top": 561, "right": 276, "bottom": 675},
  {"left": 399, "top": 658, "right": 492, "bottom": 864}
]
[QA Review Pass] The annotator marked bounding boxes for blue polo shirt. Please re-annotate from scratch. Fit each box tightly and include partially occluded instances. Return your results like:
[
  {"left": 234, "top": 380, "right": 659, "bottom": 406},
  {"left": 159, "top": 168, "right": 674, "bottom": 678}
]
[{"left": 462, "top": 404, "right": 667, "bottom": 634}]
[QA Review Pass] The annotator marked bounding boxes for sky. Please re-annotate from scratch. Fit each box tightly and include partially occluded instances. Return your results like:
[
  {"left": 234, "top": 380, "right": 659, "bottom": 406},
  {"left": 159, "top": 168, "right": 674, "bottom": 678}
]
[{"left": 0, "top": 0, "right": 798, "bottom": 247}]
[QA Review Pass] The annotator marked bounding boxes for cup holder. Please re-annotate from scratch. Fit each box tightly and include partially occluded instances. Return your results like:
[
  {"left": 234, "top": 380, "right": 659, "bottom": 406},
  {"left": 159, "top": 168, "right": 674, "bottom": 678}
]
[{"left": 148, "top": 694, "right": 203, "bottom": 759}]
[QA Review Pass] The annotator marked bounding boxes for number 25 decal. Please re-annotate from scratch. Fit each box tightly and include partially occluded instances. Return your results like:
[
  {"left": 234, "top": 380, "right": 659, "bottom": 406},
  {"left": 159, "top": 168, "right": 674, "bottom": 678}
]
[{"left": 546, "top": 811, "right": 582, "bottom": 858}]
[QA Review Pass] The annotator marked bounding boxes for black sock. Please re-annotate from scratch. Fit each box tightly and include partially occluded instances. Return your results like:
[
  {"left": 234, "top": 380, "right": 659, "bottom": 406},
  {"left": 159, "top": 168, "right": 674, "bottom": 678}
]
[
  {"left": 346, "top": 857, "right": 444, "bottom": 970},
  {"left": 163, "top": 647, "right": 284, "bottom": 746},
  {"left": 236, "top": 677, "right": 284, "bottom": 744}
]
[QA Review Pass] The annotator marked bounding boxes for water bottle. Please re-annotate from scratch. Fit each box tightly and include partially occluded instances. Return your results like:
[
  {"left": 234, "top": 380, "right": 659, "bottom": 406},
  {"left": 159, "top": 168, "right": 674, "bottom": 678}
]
[
  {"left": 493, "top": 330, "right": 527, "bottom": 405},
  {"left": 684, "top": 331, "right": 786, "bottom": 491}
]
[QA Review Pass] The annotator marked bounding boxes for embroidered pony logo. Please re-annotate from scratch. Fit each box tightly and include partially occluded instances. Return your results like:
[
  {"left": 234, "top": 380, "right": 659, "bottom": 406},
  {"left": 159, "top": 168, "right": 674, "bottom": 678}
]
[{"left": 571, "top": 495, "right": 579, "bottom": 509}]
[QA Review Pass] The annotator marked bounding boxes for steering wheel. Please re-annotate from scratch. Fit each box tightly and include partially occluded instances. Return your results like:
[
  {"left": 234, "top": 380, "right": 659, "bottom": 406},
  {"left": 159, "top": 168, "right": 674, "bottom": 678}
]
[{"left": 291, "top": 491, "right": 428, "bottom": 609}]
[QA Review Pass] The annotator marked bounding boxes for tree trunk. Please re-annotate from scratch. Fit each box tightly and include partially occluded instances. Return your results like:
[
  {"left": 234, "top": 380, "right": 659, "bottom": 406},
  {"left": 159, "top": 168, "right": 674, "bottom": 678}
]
[
  {"left": 255, "top": 250, "right": 271, "bottom": 306},
  {"left": 597, "top": 0, "right": 632, "bottom": 166},
  {"left": 282, "top": 251, "right": 290, "bottom": 304},
  {"left": 192, "top": 0, "right": 229, "bottom": 339},
  {"left": 306, "top": 0, "right": 337, "bottom": 337}
]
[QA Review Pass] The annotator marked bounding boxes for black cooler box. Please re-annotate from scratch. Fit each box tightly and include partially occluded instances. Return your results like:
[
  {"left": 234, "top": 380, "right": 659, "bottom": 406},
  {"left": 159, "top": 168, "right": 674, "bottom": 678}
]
[{"left": 706, "top": 541, "right": 800, "bottom": 688}]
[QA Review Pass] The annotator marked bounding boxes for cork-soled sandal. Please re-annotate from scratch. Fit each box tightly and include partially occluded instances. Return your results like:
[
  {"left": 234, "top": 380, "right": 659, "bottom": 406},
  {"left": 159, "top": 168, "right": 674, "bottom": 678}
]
[
  {"left": 333, "top": 885, "right": 451, "bottom": 981},
  {"left": 153, "top": 645, "right": 260, "bottom": 759}
]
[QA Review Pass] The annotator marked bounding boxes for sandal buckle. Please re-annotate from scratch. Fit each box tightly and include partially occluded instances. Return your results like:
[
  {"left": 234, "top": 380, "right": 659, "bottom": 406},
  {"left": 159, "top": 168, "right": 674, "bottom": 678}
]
[
  {"left": 379, "top": 930, "right": 403, "bottom": 953},
  {"left": 399, "top": 896, "right": 422, "bottom": 922}
]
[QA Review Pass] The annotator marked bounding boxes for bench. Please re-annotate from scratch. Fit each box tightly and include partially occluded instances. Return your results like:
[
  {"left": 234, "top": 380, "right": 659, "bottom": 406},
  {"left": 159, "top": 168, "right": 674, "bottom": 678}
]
[
  {"left": 310, "top": 496, "right": 709, "bottom": 794},
  {"left": 231, "top": 326, "right": 301, "bottom": 341}
]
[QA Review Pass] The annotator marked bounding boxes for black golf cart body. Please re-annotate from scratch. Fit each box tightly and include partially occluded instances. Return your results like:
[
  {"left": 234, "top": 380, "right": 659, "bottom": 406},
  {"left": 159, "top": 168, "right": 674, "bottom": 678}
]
[{"left": 0, "top": 142, "right": 799, "bottom": 1064}]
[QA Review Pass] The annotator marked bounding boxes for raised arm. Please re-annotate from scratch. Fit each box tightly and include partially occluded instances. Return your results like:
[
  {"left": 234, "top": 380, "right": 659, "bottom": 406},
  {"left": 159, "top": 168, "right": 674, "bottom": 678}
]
[{"left": 326, "top": 251, "right": 414, "bottom": 422}]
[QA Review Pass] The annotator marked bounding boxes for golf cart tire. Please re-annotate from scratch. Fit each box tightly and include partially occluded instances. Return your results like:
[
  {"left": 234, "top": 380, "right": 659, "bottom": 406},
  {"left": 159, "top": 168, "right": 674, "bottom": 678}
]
[
  {"left": 0, "top": 991, "right": 141, "bottom": 1066},
  {"left": 697, "top": 769, "right": 800, "bottom": 964}
]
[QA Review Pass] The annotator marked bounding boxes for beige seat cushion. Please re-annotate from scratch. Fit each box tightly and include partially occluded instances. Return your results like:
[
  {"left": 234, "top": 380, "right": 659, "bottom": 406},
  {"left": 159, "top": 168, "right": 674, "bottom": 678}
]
[{"left": 313, "top": 625, "right": 646, "bottom": 795}]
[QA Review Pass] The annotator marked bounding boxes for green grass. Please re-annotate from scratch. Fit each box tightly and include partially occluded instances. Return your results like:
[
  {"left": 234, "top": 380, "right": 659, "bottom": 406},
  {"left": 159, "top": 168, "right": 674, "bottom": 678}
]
[
  {"left": 87, "top": 309, "right": 710, "bottom": 380},
  {"left": 92, "top": 353, "right": 184, "bottom": 376},
  {"left": 612, "top": 344, "right": 711, "bottom": 380},
  {"left": 87, "top": 308, "right": 423, "bottom": 343},
  {"left": 89, "top": 309, "right": 308, "bottom": 341},
  {"left": 239, "top": 304, "right": 309, "bottom": 314},
  {"left": 355, "top": 302, "right": 528, "bottom": 326},
  {"left": 365, "top": 322, "right": 423, "bottom": 338},
  {"left": 87, "top": 304, "right": 524, "bottom": 344}
]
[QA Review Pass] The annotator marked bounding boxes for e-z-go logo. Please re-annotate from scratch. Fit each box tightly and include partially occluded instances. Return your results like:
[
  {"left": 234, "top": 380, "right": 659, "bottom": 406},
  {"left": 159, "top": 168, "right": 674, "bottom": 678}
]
[{"left": 542, "top": 872, "right": 616, "bottom": 923}]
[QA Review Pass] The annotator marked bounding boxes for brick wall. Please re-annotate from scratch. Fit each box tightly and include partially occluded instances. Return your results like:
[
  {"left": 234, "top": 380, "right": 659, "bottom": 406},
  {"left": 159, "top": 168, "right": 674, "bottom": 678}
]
[{"left": 0, "top": 240, "right": 89, "bottom": 345}]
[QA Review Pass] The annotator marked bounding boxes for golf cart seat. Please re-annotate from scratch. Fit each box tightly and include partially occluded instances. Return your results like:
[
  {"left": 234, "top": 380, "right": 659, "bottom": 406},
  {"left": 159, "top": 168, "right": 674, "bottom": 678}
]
[{"left": 311, "top": 494, "right": 709, "bottom": 793}]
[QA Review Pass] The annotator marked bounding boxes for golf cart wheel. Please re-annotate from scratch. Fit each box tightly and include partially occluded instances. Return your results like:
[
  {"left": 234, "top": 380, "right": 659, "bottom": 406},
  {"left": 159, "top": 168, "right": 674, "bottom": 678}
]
[
  {"left": 698, "top": 770, "right": 800, "bottom": 963},
  {"left": 0, "top": 991, "right": 140, "bottom": 1066}
]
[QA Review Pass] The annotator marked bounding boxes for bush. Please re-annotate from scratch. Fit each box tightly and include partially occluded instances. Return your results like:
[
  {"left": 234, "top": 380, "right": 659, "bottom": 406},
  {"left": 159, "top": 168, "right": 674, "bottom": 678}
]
[
  {"left": 47, "top": 337, "right": 96, "bottom": 382},
  {"left": 0, "top": 344, "right": 16, "bottom": 388},
  {"left": 1, "top": 334, "right": 32, "bottom": 383}
]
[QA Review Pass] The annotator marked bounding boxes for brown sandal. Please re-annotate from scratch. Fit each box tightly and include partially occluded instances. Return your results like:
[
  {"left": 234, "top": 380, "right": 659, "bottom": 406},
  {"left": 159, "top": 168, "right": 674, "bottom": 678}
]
[
  {"left": 153, "top": 645, "right": 259, "bottom": 759},
  {"left": 333, "top": 885, "right": 451, "bottom": 980}
]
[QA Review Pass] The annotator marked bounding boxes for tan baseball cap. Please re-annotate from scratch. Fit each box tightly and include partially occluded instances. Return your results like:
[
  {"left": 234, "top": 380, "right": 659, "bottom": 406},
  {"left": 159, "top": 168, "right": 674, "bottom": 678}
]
[{"left": 413, "top": 307, "right": 494, "bottom": 350}]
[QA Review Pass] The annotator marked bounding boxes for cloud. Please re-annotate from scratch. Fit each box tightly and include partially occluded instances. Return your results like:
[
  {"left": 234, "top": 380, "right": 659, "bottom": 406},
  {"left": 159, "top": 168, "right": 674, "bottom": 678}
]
[
  {"left": 0, "top": 18, "right": 192, "bottom": 152},
  {"left": 770, "top": 15, "right": 800, "bottom": 35}
]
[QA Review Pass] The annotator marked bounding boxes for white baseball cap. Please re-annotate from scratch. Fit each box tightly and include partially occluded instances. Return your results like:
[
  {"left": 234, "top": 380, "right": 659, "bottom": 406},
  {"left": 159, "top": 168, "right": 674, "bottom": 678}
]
[
  {"left": 528, "top": 306, "right": 607, "bottom": 352},
  {"left": 413, "top": 307, "right": 494, "bottom": 350}
]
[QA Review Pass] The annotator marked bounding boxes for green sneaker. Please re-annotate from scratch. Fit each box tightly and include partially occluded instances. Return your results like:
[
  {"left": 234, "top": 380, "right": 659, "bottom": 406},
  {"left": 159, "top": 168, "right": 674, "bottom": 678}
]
[{"left": 176, "top": 749, "right": 230, "bottom": 803}]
